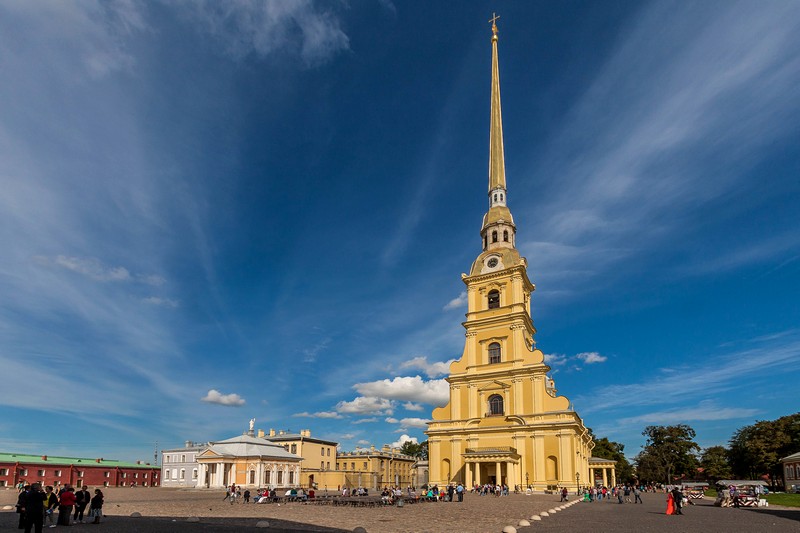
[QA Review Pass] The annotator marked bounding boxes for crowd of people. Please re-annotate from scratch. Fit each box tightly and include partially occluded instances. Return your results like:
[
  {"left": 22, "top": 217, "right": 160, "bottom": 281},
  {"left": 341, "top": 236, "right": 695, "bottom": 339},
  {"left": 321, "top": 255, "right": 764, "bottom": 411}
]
[
  {"left": 15, "top": 482, "right": 104, "bottom": 532},
  {"left": 573, "top": 484, "right": 646, "bottom": 504}
]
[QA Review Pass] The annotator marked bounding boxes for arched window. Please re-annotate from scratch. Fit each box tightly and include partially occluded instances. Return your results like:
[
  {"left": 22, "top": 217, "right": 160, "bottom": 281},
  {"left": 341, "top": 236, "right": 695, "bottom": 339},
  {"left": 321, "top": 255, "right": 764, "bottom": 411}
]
[
  {"left": 484, "top": 235, "right": 487, "bottom": 249},
  {"left": 493, "top": 194, "right": 497, "bottom": 202},
  {"left": 488, "top": 394, "right": 504, "bottom": 416},
  {"left": 503, "top": 230, "right": 509, "bottom": 242},
  {"left": 488, "top": 290, "right": 500, "bottom": 309},
  {"left": 492, "top": 231, "right": 498, "bottom": 243},
  {"left": 291, "top": 444, "right": 297, "bottom": 454},
  {"left": 488, "top": 342, "right": 501, "bottom": 364},
  {"left": 500, "top": 193, "right": 504, "bottom": 201}
]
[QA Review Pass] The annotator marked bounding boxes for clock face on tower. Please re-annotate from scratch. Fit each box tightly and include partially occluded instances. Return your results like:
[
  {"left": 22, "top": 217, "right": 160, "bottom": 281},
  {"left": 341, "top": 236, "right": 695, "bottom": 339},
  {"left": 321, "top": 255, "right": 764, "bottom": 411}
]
[{"left": 487, "top": 257, "right": 499, "bottom": 268}]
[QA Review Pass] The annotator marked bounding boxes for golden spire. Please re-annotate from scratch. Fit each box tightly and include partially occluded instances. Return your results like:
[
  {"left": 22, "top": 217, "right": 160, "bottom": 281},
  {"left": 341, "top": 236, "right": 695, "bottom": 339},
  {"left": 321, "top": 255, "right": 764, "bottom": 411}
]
[{"left": 488, "top": 12, "right": 506, "bottom": 192}]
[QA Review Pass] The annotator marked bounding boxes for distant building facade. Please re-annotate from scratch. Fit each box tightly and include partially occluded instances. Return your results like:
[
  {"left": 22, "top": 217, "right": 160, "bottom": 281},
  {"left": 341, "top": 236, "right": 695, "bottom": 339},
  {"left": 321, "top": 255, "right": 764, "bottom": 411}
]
[
  {"left": 196, "top": 433, "right": 302, "bottom": 489},
  {"left": 262, "top": 429, "right": 337, "bottom": 489},
  {"left": 332, "top": 445, "right": 417, "bottom": 491},
  {"left": 781, "top": 451, "right": 800, "bottom": 492},
  {"left": 161, "top": 441, "right": 208, "bottom": 488},
  {"left": 0, "top": 452, "right": 159, "bottom": 488}
]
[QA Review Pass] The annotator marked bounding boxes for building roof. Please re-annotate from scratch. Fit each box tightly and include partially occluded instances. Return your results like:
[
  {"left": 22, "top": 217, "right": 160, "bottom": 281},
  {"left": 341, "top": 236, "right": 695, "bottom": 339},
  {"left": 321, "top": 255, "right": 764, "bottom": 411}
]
[
  {"left": 780, "top": 451, "right": 800, "bottom": 462},
  {"left": 588, "top": 457, "right": 616, "bottom": 465},
  {"left": 265, "top": 433, "right": 338, "bottom": 446},
  {"left": 200, "top": 434, "right": 301, "bottom": 461},
  {"left": 0, "top": 452, "right": 155, "bottom": 469},
  {"left": 716, "top": 479, "right": 769, "bottom": 487}
]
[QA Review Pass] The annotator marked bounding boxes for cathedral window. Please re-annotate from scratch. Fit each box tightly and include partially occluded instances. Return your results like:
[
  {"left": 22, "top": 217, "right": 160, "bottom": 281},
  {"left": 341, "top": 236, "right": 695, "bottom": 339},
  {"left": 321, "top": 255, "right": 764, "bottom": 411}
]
[
  {"left": 488, "top": 394, "right": 504, "bottom": 416},
  {"left": 291, "top": 444, "right": 297, "bottom": 454},
  {"left": 503, "top": 230, "right": 508, "bottom": 242},
  {"left": 488, "top": 342, "right": 501, "bottom": 364},
  {"left": 488, "top": 290, "right": 500, "bottom": 309},
  {"left": 500, "top": 193, "right": 504, "bottom": 201},
  {"left": 493, "top": 193, "right": 497, "bottom": 202},
  {"left": 492, "top": 231, "right": 498, "bottom": 243}
]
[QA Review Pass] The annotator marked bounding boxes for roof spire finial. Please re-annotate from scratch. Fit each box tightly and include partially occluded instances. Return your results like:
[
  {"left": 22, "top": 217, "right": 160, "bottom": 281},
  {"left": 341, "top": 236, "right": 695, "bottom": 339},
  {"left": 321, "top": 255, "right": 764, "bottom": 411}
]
[{"left": 489, "top": 12, "right": 500, "bottom": 39}]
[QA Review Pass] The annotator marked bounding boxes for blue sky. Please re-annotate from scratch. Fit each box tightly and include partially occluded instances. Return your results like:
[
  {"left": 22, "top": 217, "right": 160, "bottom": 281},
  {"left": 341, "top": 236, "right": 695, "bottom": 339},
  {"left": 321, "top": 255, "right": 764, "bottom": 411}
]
[{"left": 1, "top": 1, "right": 799, "bottom": 464}]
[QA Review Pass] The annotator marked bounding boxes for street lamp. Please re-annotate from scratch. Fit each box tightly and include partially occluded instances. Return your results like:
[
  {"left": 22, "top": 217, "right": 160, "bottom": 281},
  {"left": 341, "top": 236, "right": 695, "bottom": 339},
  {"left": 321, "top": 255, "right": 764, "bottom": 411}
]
[
  {"left": 525, "top": 472, "right": 529, "bottom": 489},
  {"left": 576, "top": 472, "right": 580, "bottom": 495}
]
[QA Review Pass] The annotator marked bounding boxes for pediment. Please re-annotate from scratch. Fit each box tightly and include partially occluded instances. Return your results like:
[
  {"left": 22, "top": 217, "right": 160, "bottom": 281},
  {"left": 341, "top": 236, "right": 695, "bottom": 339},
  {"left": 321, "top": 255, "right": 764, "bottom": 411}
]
[
  {"left": 477, "top": 380, "right": 510, "bottom": 392},
  {"left": 197, "top": 449, "right": 220, "bottom": 458}
]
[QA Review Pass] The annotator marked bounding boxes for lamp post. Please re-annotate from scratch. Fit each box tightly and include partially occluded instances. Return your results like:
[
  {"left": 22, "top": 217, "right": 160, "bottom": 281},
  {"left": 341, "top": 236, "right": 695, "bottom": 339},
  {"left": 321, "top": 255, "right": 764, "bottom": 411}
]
[
  {"left": 525, "top": 472, "right": 529, "bottom": 490},
  {"left": 576, "top": 472, "right": 580, "bottom": 495}
]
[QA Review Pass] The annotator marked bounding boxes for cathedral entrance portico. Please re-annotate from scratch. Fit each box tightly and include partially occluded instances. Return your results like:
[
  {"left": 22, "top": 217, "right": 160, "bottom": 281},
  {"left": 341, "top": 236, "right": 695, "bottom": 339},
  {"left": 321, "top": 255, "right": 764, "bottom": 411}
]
[{"left": 463, "top": 447, "right": 520, "bottom": 487}]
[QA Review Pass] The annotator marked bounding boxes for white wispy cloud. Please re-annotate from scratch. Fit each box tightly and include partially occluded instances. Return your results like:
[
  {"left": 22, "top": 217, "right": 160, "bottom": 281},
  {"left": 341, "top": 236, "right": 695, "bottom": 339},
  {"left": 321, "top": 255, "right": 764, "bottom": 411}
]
[
  {"left": 293, "top": 411, "right": 342, "bottom": 419},
  {"left": 352, "top": 417, "right": 378, "bottom": 424},
  {"left": 202, "top": 389, "right": 246, "bottom": 406},
  {"left": 354, "top": 376, "right": 449, "bottom": 406},
  {"left": 443, "top": 291, "right": 467, "bottom": 311},
  {"left": 616, "top": 401, "right": 761, "bottom": 426},
  {"left": 179, "top": 0, "right": 349, "bottom": 65},
  {"left": 403, "top": 402, "right": 424, "bottom": 411},
  {"left": 517, "top": 1, "right": 800, "bottom": 298},
  {"left": 142, "top": 297, "right": 179, "bottom": 308},
  {"left": 399, "top": 356, "right": 455, "bottom": 378},
  {"left": 577, "top": 334, "right": 800, "bottom": 416}
]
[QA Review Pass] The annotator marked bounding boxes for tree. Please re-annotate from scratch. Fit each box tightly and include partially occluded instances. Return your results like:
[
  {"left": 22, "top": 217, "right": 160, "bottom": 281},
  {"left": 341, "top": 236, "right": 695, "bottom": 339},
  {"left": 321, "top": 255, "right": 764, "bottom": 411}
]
[
  {"left": 728, "top": 413, "right": 800, "bottom": 488},
  {"left": 699, "top": 445, "right": 732, "bottom": 483},
  {"left": 592, "top": 436, "right": 634, "bottom": 483},
  {"left": 399, "top": 440, "right": 428, "bottom": 460},
  {"left": 635, "top": 425, "right": 700, "bottom": 485}
]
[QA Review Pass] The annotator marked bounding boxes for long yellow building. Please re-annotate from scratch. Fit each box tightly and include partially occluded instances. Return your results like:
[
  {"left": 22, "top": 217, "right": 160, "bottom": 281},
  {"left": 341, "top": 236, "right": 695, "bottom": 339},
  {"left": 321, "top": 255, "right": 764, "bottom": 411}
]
[{"left": 426, "top": 17, "right": 594, "bottom": 492}]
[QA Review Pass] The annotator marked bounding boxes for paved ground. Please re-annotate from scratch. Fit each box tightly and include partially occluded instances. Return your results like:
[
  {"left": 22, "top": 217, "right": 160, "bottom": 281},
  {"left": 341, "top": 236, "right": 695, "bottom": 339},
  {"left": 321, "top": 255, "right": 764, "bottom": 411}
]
[{"left": 2, "top": 488, "right": 798, "bottom": 532}]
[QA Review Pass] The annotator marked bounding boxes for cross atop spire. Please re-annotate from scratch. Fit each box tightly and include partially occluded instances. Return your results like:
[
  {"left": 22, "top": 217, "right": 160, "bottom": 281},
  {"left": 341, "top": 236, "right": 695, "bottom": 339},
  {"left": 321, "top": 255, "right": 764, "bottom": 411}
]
[{"left": 489, "top": 12, "right": 500, "bottom": 39}]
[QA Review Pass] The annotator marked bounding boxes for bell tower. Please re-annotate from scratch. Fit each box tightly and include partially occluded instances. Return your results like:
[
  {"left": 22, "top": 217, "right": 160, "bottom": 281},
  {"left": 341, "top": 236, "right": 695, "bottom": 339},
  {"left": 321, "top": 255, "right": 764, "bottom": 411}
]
[{"left": 426, "top": 15, "right": 594, "bottom": 492}]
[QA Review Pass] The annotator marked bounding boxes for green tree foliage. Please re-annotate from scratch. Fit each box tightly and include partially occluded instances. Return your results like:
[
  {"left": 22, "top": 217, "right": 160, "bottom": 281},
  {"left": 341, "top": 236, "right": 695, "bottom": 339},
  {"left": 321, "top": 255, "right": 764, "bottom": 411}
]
[
  {"left": 699, "top": 445, "right": 732, "bottom": 483},
  {"left": 728, "top": 412, "right": 800, "bottom": 487},
  {"left": 635, "top": 425, "right": 700, "bottom": 485},
  {"left": 592, "top": 436, "right": 635, "bottom": 483},
  {"left": 399, "top": 440, "right": 428, "bottom": 460}
]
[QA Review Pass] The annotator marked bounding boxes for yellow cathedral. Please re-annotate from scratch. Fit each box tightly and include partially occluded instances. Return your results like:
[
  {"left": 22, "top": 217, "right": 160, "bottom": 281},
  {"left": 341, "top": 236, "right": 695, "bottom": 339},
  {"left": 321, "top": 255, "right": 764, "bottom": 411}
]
[{"left": 426, "top": 17, "right": 598, "bottom": 492}]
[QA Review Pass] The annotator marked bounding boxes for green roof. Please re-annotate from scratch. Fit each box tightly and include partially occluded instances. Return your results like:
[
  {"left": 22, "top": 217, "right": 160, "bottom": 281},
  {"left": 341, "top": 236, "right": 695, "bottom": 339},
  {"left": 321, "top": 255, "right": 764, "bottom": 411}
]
[{"left": 0, "top": 452, "right": 155, "bottom": 469}]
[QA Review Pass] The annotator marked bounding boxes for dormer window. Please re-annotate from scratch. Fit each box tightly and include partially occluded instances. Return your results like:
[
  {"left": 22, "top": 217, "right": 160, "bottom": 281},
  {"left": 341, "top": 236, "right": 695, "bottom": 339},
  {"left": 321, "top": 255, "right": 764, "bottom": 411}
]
[
  {"left": 493, "top": 193, "right": 497, "bottom": 202},
  {"left": 488, "top": 342, "right": 501, "bottom": 364},
  {"left": 488, "top": 290, "right": 500, "bottom": 309}
]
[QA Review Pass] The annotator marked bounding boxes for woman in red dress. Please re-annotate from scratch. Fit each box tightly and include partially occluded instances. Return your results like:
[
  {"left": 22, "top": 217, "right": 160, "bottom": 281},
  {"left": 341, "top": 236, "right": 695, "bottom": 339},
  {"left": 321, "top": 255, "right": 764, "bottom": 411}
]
[{"left": 666, "top": 490, "right": 675, "bottom": 515}]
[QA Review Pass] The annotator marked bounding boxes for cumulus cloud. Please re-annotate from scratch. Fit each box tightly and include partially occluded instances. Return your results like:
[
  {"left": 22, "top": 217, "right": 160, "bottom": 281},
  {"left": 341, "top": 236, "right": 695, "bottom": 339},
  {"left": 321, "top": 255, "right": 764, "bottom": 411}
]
[
  {"left": 576, "top": 352, "right": 607, "bottom": 364},
  {"left": 544, "top": 353, "right": 568, "bottom": 366},
  {"left": 386, "top": 417, "right": 429, "bottom": 429},
  {"left": 335, "top": 396, "right": 394, "bottom": 415},
  {"left": 293, "top": 411, "right": 342, "bottom": 419},
  {"left": 443, "top": 291, "right": 467, "bottom": 311},
  {"left": 354, "top": 376, "right": 449, "bottom": 406},
  {"left": 201, "top": 389, "right": 245, "bottom": 406},
  {"left": 398, "top": 357, "right": 455, "bottom": 378},
  {"left": 402, "top": 402, "right": 424, "bottom": 411},
  {"left": 390, "top": 434, "right": 418, "bottom": 448}
]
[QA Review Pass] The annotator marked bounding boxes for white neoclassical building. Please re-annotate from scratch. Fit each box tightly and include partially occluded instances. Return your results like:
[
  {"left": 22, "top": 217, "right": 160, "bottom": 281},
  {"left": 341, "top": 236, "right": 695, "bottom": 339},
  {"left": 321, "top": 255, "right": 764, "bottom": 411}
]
[{"left": 196, "top": 434, "right": 302, "bottom": 489}]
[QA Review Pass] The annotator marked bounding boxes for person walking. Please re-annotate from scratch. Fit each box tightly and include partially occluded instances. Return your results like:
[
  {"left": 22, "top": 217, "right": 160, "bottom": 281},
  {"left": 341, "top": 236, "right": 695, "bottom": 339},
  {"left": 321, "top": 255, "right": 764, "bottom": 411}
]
[
  {"left": 634, "top": 486, "right": 643, "bottom": 504},
  {"left": 671, "top": 487, "right": 683, "bottom": 515},
  {"left": 456, "top": 483, "right": 464, "bottom": 502}
]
